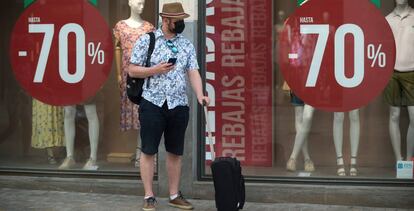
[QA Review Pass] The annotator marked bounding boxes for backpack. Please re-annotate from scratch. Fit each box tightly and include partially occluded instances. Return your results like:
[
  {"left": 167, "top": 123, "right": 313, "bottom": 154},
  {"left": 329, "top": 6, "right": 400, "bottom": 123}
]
[{"left": 126, "top": 32, "right": 155, "bottom": 105}]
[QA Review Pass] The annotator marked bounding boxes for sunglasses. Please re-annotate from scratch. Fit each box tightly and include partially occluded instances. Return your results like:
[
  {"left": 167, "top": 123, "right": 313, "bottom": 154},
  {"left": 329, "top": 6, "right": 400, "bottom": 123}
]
[{"left": 166, "top": 40, "right": 178, "bottom": 54}]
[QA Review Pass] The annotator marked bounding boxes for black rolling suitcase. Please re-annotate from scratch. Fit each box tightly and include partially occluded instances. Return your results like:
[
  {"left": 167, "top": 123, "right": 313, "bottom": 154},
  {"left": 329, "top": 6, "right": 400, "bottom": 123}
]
[{"left": 204, "top": 105, "right": 245, "bottom": 211}]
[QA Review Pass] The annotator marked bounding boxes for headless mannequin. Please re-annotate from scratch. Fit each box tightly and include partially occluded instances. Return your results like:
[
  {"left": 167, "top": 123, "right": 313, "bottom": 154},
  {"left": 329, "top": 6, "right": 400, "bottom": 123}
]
[
  {"left": 333, "top": 109, "right": 360, "bottom": 176},
  {"left": 114, "top": 0, "right": 146, "bottom": 168},
  {"left": 59, "top": 104, "right": 99, "bottom": 170},
  {"left": 287, "top": 105, "right": 315, "bottom": 171},
  {"left": 388, "top": 0, "right": 414, "bottom": 161}
]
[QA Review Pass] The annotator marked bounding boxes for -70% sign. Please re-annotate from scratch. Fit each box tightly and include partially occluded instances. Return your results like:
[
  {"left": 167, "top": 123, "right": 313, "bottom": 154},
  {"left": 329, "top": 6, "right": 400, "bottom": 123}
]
[
  {"left": 278, "top": 0, "right": 395, "bottom": 111},
  {"left": 30, "top": 23, "right": 106, "bottom": 84},
  {"left": 301, "top": 24, "right": 389, "bottom": 89},
  {"left": 9, "top": 0, "right": 113, "bottom": 106},
  {"left": 367, "top": 44, "right": 385, "bottom": 68}
]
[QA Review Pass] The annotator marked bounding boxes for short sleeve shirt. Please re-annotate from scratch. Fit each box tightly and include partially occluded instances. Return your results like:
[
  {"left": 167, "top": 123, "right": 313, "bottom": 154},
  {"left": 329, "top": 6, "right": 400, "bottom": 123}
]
[
  {"left": 130, "top": 28, "right": 199, "bottom": 109},
  {"left": 386, "top": 7, "right": 414, "bottom": 72}
]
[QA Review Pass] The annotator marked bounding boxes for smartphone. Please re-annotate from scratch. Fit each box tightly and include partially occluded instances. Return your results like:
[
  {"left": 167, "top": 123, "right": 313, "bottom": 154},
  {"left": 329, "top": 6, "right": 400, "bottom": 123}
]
[{"left": 168, "top": 58, "right": 177, "bottom": 65}]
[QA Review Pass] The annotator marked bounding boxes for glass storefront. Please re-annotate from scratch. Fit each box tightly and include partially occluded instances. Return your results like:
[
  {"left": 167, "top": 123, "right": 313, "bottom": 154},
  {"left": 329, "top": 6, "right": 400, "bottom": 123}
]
[
  {"left": 1, "top": 0, "right": 413, "bottom": 185},
  {"left": 202, "top": 0, "right": 414, "bottom": 181},
  {"left": 0, "top": 0, "right": 157, "bottom": 174}
]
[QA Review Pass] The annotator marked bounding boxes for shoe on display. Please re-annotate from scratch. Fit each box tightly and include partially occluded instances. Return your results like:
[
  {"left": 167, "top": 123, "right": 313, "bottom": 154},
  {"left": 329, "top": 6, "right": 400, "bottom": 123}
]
[
  {"left": 47, "top": 156, "right": 57, "bottom": 165},
  {"left": 304, "top": 159, "right": 315, "bottom": 172},
  {"left": 349, "top": 164, "right": 358, "bottom": 176},
  {"left": 58, "top": 157, "right": 76, "bottom": 169},
  {"left": 83, "top": 158, "right": 98, "bottom": 170},
  {"left": 286, "top": 158, "right": 296, "bottom": 171}
]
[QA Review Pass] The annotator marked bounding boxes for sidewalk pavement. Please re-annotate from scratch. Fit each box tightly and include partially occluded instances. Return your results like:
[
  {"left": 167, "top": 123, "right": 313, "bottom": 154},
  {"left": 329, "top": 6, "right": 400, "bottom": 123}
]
[{"left": 0, "top": 188, "right": 411, "bottom": 211}]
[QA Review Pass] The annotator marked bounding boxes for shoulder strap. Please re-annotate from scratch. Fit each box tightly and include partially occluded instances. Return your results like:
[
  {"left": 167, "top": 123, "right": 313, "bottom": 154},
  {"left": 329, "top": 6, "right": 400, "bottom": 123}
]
[
  {"left": 145, "top": 32, "right": 155, "bottom": 67},
  {"left": 145, "top": 32, "right": 155, "bottom": 88}
]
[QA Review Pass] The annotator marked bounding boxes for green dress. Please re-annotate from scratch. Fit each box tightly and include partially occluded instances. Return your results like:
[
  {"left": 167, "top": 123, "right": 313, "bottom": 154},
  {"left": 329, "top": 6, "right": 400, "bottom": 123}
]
[{"left": 31, "top": 99, "right": 65, "bottom": 149}]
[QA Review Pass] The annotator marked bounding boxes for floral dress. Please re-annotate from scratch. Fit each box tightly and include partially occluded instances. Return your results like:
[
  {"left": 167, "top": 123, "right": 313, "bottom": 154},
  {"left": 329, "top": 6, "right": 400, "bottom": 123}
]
[
  {"left": 31, "top": 99, "right": 65, "bottom": 149},
  {"left": 113, "top": 20, "right": 155, "bottom": 131}
]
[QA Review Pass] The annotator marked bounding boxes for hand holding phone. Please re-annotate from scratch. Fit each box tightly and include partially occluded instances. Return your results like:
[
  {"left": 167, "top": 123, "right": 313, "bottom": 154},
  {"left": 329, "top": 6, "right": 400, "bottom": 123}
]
[{"left": 168, "top": 58, "right": 177, "bottom": 65}]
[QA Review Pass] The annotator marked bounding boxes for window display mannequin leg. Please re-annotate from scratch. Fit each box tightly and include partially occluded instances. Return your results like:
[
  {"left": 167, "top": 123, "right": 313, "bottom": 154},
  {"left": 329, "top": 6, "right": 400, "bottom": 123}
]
[
  {"left": 407, "top": 106, "right": 414, "bottom": 160},
  {"left": 389, "top": 106, "right": 403, "bottom": 161},
  {"left": 59, "top": 105, "right": 99, "bottom": 170},
  {"left": 333, "top": 110, "right": 360, "bottom": 176},
  {"left": 59, "top": 106, "right": 76, "bottom": 169},
  {"left": 349, "top": 110, "right": 360, "bottom": 176},
  {"left": 83, "top": 104, "right": 99, "bottom": 170},
  {"left": 295, "top": 106, "right": 315, "bottom": 172},
  {"left": 287, "top": 105, "right": 315, "bottom": 171},
  {"left": 333, "top": 112, "right": 345, "bottom": 176}
]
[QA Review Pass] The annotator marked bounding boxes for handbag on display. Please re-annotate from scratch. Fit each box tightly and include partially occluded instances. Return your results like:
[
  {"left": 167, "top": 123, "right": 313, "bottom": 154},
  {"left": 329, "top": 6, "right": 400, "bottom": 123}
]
[{"left": 126, "top": 32, "right": 155, "bottom": 105}]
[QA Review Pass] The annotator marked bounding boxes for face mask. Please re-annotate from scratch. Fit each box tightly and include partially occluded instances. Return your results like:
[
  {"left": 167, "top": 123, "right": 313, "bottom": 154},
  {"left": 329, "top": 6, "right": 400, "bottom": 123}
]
[{"left": 172, "top": 20, "right": 185, "bottom": 34}]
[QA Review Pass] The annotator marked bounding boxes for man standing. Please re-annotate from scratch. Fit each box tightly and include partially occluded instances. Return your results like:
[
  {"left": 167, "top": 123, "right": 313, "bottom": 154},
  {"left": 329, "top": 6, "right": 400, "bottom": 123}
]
[{"left": 129, "top": 2, "right": 209, "bottom": 210}]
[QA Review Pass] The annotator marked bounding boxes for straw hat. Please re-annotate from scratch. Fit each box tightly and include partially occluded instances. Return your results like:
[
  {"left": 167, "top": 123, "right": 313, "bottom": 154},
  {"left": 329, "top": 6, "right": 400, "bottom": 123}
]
[{"left": 159, "top": 2, "right": 190, "bottom": 19}]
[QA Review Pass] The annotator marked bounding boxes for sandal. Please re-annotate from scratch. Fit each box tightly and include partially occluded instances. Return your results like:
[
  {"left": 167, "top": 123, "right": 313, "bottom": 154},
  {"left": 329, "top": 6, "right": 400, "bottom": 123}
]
[
  {"left": 304, "top": 159, "right": 315, "bottom": 172},
  {"left": 336, "top": 157, "right": 346, "bottom": 176},
  {"left": 286, "top": 158, "right": 296, "bottom": 171},
  {"left": 337, "top": 164, "right": 346, "bottom": 176},
  {"left": 350, "top": 164, "right": 358, "bottom": 176},
  {"left": 350, "top": 157, "right": 358, "bottom": 176}
]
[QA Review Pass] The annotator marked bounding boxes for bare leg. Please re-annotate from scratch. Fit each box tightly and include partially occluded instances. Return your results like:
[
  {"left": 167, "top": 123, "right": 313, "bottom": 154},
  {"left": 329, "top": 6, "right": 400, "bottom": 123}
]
[
  {"left": 135, "top": 135, "right": 141, "bottom": 168},
  {"left": 407, "top": 106, "right": 414, "bottom": 160},
  {"left": 167, "top": 152, "right": 182, "bottom": 196},
  {"left": 349, "top": 109, "right": 360, "bottom": 176},
  {"left": 140, "top": 152, "right": 155, "bottom": 198},
  {"left": 389, "top": 106, "right": 403, "bottom": 161}
]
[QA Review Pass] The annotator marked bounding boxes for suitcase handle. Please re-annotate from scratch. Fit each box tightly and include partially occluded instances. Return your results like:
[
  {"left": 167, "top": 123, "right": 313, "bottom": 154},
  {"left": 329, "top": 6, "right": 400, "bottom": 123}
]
[{"left": 203, "top": 102, "right": 216, "bottom": 160}]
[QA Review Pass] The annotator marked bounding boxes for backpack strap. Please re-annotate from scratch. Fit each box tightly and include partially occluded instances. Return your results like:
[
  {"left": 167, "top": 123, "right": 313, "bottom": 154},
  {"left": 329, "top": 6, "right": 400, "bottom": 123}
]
[
  {"left": 145, "top": 32, "right": 155, "bottom": 67},
  {"left": 145, "top": 32, "right": 156, "bottom": 88}
]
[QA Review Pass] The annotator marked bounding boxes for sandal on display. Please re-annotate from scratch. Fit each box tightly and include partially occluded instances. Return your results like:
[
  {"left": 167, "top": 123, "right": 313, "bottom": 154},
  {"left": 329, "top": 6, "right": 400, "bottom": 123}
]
[
  {"left": 304, "top": 159, "right": 315, "bottom": 172},
  {"left": 336, "top": 157, "right": 346, "bottom": 176},
  {"left": 286, "top": 158, "right": 297, "bottom": 171}
]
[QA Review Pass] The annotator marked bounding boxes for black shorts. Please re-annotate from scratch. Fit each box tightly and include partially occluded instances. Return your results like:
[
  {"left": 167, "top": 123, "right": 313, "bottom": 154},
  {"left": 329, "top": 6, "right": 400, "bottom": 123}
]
[{"left": 139, "top": 99, "right": 189, "bottom": 156}]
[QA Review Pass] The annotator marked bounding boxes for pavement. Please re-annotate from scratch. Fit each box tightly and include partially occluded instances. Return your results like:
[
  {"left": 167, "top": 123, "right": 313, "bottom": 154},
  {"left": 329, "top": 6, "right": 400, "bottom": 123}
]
[{"left": 0, "top": 188, "right": 411, "bottom": 211}]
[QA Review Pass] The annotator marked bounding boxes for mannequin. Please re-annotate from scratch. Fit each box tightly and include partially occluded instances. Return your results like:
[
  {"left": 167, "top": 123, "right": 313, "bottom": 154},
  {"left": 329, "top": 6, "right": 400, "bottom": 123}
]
[
  {"left": 385, "top": 0, "right": 414, "bottom": 162},
  {"left": 59, "top": 103, "right": 99, "bottom": 170},
  {"left": 333, "top": 110, "right": 360, "bottom": 176},
  {"left": 31, "top": 99, "right": 65, "bottom": 164},
  {"left": 286, "top": 105, "right": 315, "bottom": 171},
  {"left": 275, "top": 10, "right": 286, "bottom": 90},
  {"left": 283, "top": 17, "right": 315, "bottom": 172},
  {"left": 114, "top": 0, "right": 155, "bottom": 167}
]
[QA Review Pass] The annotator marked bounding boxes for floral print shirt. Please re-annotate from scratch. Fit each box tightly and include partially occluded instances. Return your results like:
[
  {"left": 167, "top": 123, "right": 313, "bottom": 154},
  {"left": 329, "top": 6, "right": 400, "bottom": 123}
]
[{"left": 130, "top": 28, "right": 199, "bottom": 109}]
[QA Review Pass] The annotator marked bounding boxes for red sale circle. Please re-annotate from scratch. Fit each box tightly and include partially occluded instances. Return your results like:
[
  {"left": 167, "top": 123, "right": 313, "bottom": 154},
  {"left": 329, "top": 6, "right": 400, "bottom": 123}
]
[
  {"left": 278, "top": 0, "right": 395, "bottom": 112},
  {"left": 9, "top": 0, "right": 113, "bottom": 106}
]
